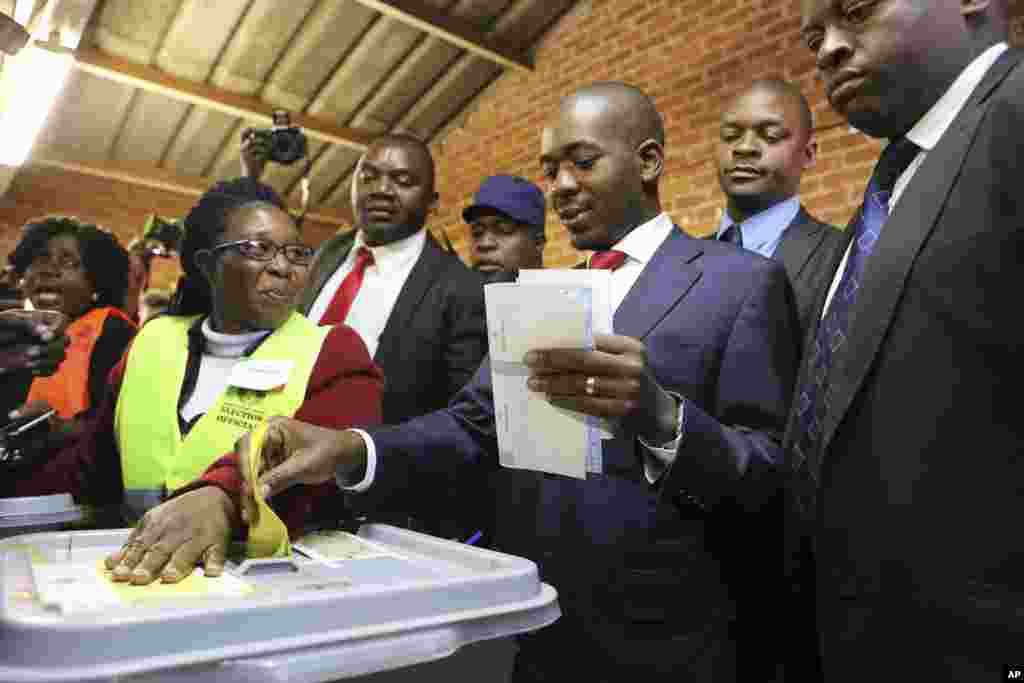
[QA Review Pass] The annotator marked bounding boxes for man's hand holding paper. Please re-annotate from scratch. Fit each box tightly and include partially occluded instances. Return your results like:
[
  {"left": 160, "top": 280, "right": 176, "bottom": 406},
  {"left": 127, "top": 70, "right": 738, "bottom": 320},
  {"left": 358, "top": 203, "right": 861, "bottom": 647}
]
[{"left": 524, "top": 333, "right": 680, "bottom": 446}]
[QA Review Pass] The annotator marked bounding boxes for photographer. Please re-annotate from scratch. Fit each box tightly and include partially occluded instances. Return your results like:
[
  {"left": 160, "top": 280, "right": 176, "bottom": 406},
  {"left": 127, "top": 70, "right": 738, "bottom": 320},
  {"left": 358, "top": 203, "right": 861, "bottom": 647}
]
[{"left": 239, "top": 112, "right": 307, "bottom": 181}]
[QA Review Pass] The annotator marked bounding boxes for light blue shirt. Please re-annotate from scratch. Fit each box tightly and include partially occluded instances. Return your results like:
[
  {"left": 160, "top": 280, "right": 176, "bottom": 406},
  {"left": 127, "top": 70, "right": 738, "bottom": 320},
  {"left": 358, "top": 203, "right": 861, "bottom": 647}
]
[{"left": 715, "top": 196, "right": 801, "bottom": 259}]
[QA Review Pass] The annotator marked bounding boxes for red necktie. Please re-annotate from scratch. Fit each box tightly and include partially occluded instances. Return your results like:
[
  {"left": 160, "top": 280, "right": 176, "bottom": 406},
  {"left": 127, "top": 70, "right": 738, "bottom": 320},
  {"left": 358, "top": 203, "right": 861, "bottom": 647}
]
[
  {"left": 320, "top": 246, "right": 374, "bottom": 325},
  {"left": 588, "top": 250, "right": 627, "bottom": 271}
]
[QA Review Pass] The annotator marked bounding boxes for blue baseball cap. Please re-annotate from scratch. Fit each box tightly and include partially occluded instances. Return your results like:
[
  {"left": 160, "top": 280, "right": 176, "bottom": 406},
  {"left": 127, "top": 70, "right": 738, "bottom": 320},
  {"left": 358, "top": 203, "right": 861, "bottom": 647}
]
[{"left": 463, "top": 175, "right": 546, "bottom": 237}]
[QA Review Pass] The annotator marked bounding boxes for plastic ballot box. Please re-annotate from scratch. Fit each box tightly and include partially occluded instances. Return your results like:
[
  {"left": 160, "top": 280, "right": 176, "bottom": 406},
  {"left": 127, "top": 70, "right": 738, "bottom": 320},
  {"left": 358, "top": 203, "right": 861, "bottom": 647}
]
[
  {"left": 0, "top": 524, "right": 560, "bottom": 682},
  {"left": 0, "top": 495, "right": 82, "bottom": 539}
]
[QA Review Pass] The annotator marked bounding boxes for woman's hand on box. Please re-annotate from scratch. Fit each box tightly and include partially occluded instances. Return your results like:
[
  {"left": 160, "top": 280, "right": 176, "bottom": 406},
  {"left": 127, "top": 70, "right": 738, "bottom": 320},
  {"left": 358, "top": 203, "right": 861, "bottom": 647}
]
[{"left": 104, "top": 486, "right": 240, "bottom": 585}]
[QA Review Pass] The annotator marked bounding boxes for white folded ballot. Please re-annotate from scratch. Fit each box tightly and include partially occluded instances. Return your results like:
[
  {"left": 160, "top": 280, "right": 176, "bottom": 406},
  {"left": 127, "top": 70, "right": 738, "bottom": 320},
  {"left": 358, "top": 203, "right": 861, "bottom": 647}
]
[{"left": 484, "top": 270, "right": 613, "bottom": 479}]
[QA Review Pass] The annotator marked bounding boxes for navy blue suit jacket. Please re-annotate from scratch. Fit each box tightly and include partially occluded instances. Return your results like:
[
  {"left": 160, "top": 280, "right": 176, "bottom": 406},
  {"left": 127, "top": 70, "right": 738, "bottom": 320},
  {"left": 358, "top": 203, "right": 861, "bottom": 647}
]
[{"left": 358, "top": 227, "right": 800, "bottom": 681}]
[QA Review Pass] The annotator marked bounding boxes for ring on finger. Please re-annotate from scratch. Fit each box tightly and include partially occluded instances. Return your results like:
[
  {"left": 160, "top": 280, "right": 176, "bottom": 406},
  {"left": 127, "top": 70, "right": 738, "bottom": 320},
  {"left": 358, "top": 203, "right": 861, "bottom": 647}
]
[{"left": 585, "top": 376, "right": 598, "bottom": 396}]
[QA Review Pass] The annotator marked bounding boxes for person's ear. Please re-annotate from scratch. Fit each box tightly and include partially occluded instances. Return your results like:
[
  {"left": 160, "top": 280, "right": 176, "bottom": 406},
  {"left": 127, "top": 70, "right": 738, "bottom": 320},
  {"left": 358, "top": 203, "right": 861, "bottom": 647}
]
[
  {"left": 637, "top": 139, "right": 665, "bottom": 185},
  {"left": 961, "top": 0, "right": 990, "bottom": 20},
  {"left": 803, "top": 137, "right": 818, "bottom": 169},
  {"left": 194, "top": 250, "right": 216, "bottom": 286},
  {"left": 428, "top": 191, "right": 440, "bottom": 216}
]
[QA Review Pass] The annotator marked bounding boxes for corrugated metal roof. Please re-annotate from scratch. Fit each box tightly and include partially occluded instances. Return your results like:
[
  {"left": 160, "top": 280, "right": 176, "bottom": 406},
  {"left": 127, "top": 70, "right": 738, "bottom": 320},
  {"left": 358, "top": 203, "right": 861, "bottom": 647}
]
[{"left": 31, "top": 0, "right": 575, "bottom": 219}]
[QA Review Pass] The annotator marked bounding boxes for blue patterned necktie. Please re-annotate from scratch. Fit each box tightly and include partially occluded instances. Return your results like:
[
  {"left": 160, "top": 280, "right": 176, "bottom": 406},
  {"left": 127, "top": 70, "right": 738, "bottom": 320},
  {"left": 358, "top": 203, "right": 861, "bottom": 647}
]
[{"left": 794, "top": 137, "right": 921, "bottom": 467}]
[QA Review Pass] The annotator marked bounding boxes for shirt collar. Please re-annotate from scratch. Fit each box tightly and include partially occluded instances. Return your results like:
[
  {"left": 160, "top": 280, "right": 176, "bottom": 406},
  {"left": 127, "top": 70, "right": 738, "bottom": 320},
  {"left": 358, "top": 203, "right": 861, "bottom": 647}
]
[
  {"left": 189, "top": 316, "right": 272, "bottom": 358},
  {"left": 610, "top": 212, "right": 675, "bottom": 267},
  {"left": 354, "top": 228, "right": 427, "bottom": 275},
  {"left": 715, "top": 196, "right": 801, "bottom": 249},
  {"left": 905, "top": 42, "right": 1008, "bottom": 151}
]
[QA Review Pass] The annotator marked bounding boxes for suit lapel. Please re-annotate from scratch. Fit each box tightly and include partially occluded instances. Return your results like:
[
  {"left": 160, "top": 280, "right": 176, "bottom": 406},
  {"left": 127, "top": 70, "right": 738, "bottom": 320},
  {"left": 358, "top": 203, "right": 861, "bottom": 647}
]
[
  {"left": 774, "top": 207, "right": 826, "bottom": 283},
  {"left": 782, "top": 223, "right": 852, "bottom": 462},
  {"left": 820, "top": 50, "right": 1023, "bottom": 452},
  {"left": 614, "top": 228, "right": 703, "bottom": 340},
  {"left": 375, "top": 232, "right": 446, "bottom": 362},
  {"left": 298, "top": 231, "right": 355, "bottom": 314}
]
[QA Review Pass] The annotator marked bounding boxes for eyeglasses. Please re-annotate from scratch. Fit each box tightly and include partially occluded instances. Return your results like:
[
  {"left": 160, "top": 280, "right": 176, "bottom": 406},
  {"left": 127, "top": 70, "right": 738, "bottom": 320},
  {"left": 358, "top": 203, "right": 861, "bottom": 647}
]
[{"left": 206, "top": 238, "right": 315, "bottom": 267}]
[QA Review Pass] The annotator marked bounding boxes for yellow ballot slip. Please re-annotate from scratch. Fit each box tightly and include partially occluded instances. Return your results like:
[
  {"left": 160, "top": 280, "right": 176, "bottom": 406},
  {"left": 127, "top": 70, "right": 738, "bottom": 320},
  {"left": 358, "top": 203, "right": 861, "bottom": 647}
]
[
  {"left": 97, "top": 561, "right": 252, "bottom": 605},
  {"left": 246, "top": 421, "right": 292, "bottom": 558}
]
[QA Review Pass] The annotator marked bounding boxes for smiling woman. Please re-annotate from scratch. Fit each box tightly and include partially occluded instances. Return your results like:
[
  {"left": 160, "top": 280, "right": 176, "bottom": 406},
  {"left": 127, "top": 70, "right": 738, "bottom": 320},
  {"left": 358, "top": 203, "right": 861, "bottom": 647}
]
[
  {"left": 3, "top": 217, "right": 136, "bottom": 424},
  {"left": 7, "top": 179, "right": 384, "bottom": 564}
]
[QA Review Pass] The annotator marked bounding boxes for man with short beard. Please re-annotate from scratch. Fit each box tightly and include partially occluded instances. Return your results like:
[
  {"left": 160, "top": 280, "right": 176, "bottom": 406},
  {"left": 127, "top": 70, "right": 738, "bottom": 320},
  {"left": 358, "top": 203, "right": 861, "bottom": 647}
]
[{"left": 295, "top": 133, "right": 488, "bottom": 539}]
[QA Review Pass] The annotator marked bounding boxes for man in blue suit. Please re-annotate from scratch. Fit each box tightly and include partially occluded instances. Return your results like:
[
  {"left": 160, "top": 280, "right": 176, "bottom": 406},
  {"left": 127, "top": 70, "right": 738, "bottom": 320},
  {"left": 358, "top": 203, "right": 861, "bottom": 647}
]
[{"left": 117, "top": 82, "right": 801, "bottom": 682}]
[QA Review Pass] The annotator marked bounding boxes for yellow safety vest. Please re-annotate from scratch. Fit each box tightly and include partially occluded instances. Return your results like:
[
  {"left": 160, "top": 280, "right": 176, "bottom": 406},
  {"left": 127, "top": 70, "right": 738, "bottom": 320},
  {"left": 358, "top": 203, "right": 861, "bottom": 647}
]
[{"left": 114, "top": 312, "right": 330, "bottom": 520}]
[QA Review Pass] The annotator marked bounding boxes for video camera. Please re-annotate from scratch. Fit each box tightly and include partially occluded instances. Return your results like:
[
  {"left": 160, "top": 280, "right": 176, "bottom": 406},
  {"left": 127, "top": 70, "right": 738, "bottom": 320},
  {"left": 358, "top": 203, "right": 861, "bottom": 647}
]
[
  {"left": 246, "top": 110, "right": 308, "bottom": 166},
  {"left": 141, "top": 215, "right": 184, "bottom": 259}
]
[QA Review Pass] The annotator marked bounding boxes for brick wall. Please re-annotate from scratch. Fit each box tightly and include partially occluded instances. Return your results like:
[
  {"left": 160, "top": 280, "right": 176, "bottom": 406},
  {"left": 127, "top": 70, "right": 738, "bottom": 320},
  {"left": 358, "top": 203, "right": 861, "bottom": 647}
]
[{"left": 1, "top": 0, "right": 1022, "bottom": 274}]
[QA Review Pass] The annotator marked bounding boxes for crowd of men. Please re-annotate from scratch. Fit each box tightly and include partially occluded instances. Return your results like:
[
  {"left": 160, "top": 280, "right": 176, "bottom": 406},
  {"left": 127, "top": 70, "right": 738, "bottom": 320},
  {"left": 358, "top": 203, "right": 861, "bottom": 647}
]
[{"left": 2, "top": 0, "right": 1020, "bottom": 680}]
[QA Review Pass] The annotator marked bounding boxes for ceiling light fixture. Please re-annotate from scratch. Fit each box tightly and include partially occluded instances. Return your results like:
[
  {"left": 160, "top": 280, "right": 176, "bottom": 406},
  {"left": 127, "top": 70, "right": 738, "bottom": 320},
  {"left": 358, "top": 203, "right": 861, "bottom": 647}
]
[{"left": 0, "top": 30, "right": 73, "bottom": 166}]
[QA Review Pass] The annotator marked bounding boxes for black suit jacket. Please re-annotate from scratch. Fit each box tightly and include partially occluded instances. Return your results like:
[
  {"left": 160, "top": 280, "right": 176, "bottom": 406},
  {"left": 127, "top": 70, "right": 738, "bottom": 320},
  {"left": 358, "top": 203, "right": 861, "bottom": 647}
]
[
  {"left": 298, "top": 230, "right": 487, "bottom": 425},
  {"left": 773, "top": 207, "right": 848, "bottom": 340},
  {"left": 783, "top": 49, "right": 1024, "bottom": 682},
  {"left": 298, "top": 230, "right": 488, "bottom": 535},
  {"left": 713, "top": 206, "right": 847, "bottom": 341}
]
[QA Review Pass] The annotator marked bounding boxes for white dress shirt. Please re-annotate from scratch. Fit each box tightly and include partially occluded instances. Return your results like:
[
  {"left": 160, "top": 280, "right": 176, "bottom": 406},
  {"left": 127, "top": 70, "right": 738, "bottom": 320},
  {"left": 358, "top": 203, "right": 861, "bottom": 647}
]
[
  {"left": 307, "top": 229, "right": 427, "bottom": 358},
  {"left": 822, "top": 42, "right": 1009, "bottom": 315},
  {"left": 342, "top": 212, "right": 684, "bottom": 491}
]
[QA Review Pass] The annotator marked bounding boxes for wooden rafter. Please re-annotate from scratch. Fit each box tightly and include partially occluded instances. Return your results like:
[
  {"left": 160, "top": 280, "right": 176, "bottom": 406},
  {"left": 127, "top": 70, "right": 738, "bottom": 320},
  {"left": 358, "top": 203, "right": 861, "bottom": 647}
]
[
  {"left": 351, "top": 0, "right": 532, "bottom": 72},
  {"left": 72, "top": 48, "right": 377, "bottom": 152},
  {"left": 30, "top": 151, "right": 354, "bottom": 227}
]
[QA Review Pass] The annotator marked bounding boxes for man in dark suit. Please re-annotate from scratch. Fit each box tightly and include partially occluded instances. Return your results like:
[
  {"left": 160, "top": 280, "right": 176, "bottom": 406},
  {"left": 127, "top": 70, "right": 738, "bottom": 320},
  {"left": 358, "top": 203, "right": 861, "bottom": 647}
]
[
  {"left": 788, "top": 1, "right": 1023, "bottom": 679},
  {"left": 297, "top": 134, "right": 486, "bottom": 423},
  {"left": 715, "top": 78, "right": 846, "bottom": 338},
  {"left": 236, "top": 82, "right": 801, "bottom": 681},
  {"left": 295, "top": 133, "right": 488, "bottom": 536}
]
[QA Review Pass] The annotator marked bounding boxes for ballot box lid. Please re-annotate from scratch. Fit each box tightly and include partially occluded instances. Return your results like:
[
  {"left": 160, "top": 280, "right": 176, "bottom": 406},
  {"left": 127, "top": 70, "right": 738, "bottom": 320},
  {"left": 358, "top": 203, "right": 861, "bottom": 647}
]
[
  {"left": 0, "top": 494, "right": 82, "bottom": 535},
  {"left": 0, "top": 524, "right": 560, "bottom": 682}
]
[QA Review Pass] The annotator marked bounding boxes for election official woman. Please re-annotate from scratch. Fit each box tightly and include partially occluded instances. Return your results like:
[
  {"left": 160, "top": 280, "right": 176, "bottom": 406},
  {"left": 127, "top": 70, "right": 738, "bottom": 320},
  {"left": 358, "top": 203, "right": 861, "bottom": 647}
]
[{"left": 10, "top": 179, "right": 383, "bottom": 544}]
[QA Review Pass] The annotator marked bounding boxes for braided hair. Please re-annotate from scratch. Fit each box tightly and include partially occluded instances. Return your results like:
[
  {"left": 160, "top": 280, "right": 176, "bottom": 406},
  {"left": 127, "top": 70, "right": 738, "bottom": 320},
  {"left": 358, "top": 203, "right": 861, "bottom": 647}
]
[
  {"left": 9, "top": 216, "right": 130, "bottom": 309},
  {"left": 171, "top": 177, "right": 287, "bottom": 316}
]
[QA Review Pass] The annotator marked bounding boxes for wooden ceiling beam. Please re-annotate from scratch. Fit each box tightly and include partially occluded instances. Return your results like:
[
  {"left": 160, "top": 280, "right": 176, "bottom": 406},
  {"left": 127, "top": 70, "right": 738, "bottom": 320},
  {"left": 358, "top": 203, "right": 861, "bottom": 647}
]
[
  {"left": 29, "top": 150, "right": 354, "bottom": 227},
  {"left": 72, "top": 48, "right": 376, "bottom": 152},
  {"left": 351, "top": 0, "right": 532, "bottom": 72}
]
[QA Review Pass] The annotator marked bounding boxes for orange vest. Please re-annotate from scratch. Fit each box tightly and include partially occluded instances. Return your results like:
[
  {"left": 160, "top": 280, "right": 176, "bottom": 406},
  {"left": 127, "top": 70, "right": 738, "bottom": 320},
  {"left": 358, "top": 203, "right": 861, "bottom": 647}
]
[{"left": 26, "top": 306, "right": 136, "bottom": 419}]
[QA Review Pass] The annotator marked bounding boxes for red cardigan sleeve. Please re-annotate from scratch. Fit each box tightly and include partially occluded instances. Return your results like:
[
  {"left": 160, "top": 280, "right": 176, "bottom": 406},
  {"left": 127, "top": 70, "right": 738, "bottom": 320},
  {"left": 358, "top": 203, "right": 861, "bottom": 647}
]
[{"left": 190, "top": 324, "right": 384, "bottom": 536}]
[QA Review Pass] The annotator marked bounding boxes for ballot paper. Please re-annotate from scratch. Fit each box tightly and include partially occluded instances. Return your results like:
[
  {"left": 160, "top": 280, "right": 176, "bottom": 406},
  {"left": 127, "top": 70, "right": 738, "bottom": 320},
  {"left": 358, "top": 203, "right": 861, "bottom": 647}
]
[
  {"left": 246, "top": 421, "right": 292, "bottom": 558},
  {"left": 516, "top": 269, "right": 614, "bottom": 335},
  {"left": 516, "top": 269, "right": 616, "bottom": 439},
  {"left": 32, "top": 561, "right": 252, "bottom": 614},
  {"left": 293, "top": 529, "right": 405, "bottom": 565},
  {"left": 485, "top": 275, "right": 611, "bottom": 479}
]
